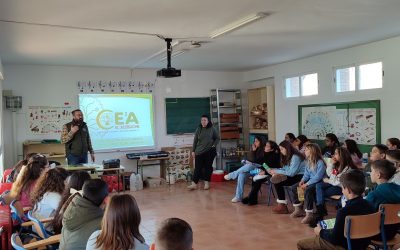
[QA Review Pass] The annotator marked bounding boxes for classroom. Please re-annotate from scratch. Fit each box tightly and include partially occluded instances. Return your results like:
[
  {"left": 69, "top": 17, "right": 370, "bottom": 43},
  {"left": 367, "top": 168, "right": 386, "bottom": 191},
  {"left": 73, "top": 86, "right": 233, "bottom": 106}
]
[{"left": 1, "top": 1, "right": 400, "bottom": 249}]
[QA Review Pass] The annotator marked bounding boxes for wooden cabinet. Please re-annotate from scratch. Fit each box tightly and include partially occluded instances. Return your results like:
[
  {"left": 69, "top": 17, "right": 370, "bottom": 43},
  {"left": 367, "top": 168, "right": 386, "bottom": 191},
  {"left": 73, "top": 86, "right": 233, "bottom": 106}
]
[
  {"left": 247, "top": 86, "right": 275, "bottom": 141},
  {"left": 23, "top": 141, "right": 66, "bottom": 164}
]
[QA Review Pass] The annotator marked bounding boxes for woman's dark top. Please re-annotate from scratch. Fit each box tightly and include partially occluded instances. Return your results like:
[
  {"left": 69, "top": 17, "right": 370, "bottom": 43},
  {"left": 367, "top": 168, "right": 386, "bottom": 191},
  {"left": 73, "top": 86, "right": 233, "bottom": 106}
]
[{"left": 264, "top": 151, "right": 281, "bottom": 168}]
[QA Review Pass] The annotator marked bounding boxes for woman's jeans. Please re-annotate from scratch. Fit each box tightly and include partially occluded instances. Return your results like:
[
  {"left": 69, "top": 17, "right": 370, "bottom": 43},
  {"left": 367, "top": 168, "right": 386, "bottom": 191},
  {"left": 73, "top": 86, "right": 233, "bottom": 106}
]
[
  {"left": 315, "top": 182, "right": 342, "bottom": 206},
  {"left": 227, "top": 162, "right": 260, "bottom": 199}
]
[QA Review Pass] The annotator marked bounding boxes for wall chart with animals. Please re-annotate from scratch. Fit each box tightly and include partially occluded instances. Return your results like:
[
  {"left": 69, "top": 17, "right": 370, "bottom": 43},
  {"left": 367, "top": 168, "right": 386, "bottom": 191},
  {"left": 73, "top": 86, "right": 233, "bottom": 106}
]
[
  {"left": 28, "top": 106, "right": 74, "bottom": 135},
  {"left": 298, "top": 100, "right": 380, "bottom": 151}
]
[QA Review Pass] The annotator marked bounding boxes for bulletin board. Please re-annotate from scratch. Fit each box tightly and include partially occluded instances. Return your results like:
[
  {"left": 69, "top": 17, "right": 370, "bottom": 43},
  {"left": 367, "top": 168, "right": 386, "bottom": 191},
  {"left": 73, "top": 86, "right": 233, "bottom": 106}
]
[
  {"left": 298, "top": 100, "right": 380, "bottom": 153},
  {"left": 166, "top": 98, "right": 210, "bottom": 135}
]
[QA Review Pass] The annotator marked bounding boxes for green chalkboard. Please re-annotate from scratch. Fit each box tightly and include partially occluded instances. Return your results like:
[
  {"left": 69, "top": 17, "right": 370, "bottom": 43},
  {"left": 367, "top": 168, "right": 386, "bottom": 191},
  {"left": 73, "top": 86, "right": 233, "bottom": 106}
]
[
  {"left": 298, "top": 100, "right": 381, "bottom": 153},
  {"left": 166, "top": 98, "right": 210, "bottom": 134}
]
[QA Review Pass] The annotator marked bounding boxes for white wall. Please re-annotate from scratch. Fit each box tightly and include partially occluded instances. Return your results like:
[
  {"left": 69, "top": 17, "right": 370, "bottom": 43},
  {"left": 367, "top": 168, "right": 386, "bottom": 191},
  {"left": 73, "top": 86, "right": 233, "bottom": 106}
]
[
  {"left": 2, "top": 64, "right": 243, "bottom": 175},
  {"left": 243, "top": 35, "right": 400, "bottom": 143}
]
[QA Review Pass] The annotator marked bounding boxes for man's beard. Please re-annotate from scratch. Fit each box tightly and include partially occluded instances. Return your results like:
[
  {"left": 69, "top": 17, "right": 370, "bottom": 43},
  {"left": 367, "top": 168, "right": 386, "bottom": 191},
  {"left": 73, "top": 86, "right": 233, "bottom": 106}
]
[{"left": 73, "top": 118, "right": 83, "bottom": 125}]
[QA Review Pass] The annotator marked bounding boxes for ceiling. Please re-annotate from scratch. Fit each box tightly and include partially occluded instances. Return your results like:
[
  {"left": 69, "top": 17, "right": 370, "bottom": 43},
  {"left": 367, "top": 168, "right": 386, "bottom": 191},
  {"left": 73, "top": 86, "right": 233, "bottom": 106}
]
[{"left": 1, "top": 0, "right": 400, "bottom": 71}]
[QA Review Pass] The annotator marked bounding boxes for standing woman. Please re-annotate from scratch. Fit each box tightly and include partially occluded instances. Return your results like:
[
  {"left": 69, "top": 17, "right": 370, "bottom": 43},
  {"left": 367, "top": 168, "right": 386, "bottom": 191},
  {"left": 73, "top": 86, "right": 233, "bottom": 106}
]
[{"left": 188, "top": 114, "right": 219, "bottom": 190}]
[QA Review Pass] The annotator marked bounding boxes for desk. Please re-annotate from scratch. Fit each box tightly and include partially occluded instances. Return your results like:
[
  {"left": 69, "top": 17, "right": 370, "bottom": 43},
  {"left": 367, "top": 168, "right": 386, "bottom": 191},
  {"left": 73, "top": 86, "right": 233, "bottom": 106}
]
[
  {"left": 137, "top": 157, "right": 170, "bottom": 179},
  {"left": 61, "top": 164, "right": 125, "bottom": 192},
  {"left": 61, "top": 165, "right": 97, "bottom": 173}
]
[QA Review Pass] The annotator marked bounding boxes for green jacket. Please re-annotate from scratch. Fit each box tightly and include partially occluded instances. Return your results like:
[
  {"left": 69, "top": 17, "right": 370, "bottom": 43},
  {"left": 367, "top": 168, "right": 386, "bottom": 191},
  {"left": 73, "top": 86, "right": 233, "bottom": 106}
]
[
  {"left": 59, "top": 195, "right": 103, "bottom": 250},
  {"left": 61, "top": 121, "right": 94, "bottom": 157},
  {"left": 192, "top": 126, "right": 219, "bottom": 155}
]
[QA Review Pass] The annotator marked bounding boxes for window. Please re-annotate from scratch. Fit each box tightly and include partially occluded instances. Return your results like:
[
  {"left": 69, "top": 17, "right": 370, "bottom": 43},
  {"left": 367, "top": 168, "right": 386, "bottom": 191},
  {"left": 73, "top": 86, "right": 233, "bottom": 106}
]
[
  {"left": 336, "top": 67, "right": 356, "bottom": 92},
  {"left": 359, "top": 62, "right": 383, "bottom": 90},
  {"left": 335, "top": 62, "right": 382, "bottom": 93},
  {"left": 285, "top": 73, "right": 318, "bottom": 98}
]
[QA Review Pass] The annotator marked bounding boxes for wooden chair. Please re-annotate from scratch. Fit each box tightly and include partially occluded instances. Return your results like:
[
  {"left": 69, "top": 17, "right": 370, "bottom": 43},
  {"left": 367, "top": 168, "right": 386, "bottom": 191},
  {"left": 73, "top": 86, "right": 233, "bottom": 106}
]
[
  {"left": 344, "top": 211, "right": 382, "bottom": 250},
  {"left": 11, "top": 233, "right": 60, "bottom": 250},
  {"left": 371, "top": 204, "right": 400, "bottom": 250}
]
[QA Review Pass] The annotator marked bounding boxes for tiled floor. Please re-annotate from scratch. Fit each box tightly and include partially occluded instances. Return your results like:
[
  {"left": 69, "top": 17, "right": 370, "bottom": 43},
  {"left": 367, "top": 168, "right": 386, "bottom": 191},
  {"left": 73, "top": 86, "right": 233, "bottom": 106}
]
[{"left": 130, "top": 181, "right": 316, "bottom": 250}]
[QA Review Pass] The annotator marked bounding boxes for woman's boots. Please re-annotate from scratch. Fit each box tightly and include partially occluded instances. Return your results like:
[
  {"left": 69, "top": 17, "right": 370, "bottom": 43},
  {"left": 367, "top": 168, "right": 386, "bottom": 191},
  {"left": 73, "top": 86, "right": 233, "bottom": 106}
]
[
  {"left": 290, "top": 204, "right": 305, "bottom": 218},
  {"left": 272, "top": 200, "right": 289, "bottom": 214}
]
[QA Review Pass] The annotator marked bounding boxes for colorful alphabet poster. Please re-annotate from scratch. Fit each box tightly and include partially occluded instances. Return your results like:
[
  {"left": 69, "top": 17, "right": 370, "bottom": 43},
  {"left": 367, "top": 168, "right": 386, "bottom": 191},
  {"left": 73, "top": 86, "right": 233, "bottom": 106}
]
[{"left": 28, "top": 106, "right": 73, "bottom": 135}]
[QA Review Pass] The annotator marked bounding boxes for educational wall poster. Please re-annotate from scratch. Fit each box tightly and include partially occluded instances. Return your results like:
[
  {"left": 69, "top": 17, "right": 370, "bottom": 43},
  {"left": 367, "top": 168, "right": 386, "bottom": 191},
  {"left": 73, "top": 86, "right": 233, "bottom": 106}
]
[
  {"left": 301, "top": 106, "right": 336, "bottom": 140},
  {"left": 28, "top": 106, "right": 74, "bottom": 135},
  {"left": 348, "top": 108, "right": 376, "bottom": 145},
  {"left": 334, "top": 109, "right": 349, "bottom": 142},
  {"left": 299, "top": 100, "right": 380, "bottom": 149},
  {"left": 77, "top": 81, "right": 155, "bottom": 94}
]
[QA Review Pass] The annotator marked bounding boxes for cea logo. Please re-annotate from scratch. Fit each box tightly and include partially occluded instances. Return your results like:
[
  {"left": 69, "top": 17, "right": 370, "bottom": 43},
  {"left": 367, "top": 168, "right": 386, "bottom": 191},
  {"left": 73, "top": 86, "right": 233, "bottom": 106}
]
[{"left": 96, "top": 110, "right": 139, "bottom": 129}]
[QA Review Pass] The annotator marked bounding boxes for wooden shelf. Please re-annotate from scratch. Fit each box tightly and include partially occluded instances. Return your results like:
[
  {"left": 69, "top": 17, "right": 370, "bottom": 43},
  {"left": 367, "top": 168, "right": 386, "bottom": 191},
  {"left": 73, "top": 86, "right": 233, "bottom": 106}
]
[
  {"left": 249, "top": 129, "right": 269, "bottom": 134},
  {"left": 47, "top": 154, "right": 66, "bottom": 158},
  {"left": 250, "top": 114, "right": 267, "bottom": 117}
]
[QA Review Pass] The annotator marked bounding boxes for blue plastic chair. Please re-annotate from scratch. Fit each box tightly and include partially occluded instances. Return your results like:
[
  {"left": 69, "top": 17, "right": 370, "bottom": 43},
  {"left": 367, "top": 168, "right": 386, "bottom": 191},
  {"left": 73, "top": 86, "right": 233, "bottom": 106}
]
[
  {"left": 11, "top": 233, "right": 26, "bottom": 250},
  {"left": 10, "top": 199, "right": 24, "bottom": 224},
  {"left": 27, "top": 211, "right": 53, "bottom": 239}
]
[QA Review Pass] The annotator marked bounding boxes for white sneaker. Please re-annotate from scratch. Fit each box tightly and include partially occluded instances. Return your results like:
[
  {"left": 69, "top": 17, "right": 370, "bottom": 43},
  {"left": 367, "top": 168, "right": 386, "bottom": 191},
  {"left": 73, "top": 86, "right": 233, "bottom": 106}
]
[
  {"left": 253, "top": 174, "right": 268, "bottom": 182},
  {"left": 231, "top": 197, "right": 241, "bottom": 203},
  {"left": 187, "top": 182, "right": 197, "bottom": 190},
  {"left": 224, "top": 174, "right": 231, "bottom": 181},
  {"left": 204, "top": 181, "right": 210, "bottom": 190}
]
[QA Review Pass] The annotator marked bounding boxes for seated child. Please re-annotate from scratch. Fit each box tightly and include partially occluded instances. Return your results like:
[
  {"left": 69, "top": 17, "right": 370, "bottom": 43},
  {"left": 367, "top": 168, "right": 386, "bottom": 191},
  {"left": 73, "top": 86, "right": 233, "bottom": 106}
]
[
  {"left": 386, "top": 150, "right": 400, "bottom": 185},
  {"left": 150, "top": 218, "right": 193, "bottom": 250},
  {"left": 366, "top": 159, "right": 400, "bottom": 240},
  {"left": 365, "top": 144, "right": 388, "bottom": 191},
  {"left": 59, "top": 179, "right": 109, "bottom": 250},
  {"left": 297, "top": 170, "right": 375, "bottom": 250}
]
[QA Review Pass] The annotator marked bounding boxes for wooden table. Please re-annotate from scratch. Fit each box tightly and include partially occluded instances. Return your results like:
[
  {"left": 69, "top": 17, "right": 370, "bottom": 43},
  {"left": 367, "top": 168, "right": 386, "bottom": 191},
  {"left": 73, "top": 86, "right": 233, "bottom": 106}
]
[
  {"left": 60, "top": 165, "right": 97, "bottom": 173},
  {"left": 61, "top": 164, "right": 125, "bottom": 192},
  {"left": 137, "top": 156, "right": 170, "bottom": 179}
]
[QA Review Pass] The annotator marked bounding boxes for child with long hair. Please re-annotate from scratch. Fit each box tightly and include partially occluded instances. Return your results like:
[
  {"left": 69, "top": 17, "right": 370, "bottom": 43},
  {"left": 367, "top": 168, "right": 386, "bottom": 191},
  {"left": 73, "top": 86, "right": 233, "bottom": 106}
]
[
  {"left": 343, "top": 139, "right": 362, "bottom": 168},
  {"left": 314, "top": 147, "right": 357, "bottom": 222},
  {"left": 386, "top": 137, "right": 400, "bottom": 150},
  {"left": 269, "top": 140, "right": 305, "bottom": 214},
  {"left": 293, "top": 135, "right": 310, "bottom": 154},
  {"left": 86, "top": 194, "right": 148, "bottom": 250},
  {"left": 242, "top": 140, "right": 281, "bottom": 205},
  {"left": 224, "top": 136, "right": 266, "bottom": 202},
  {"left": 322, "top": 133, "right": 340, "bottom": 158},
  {"left": 4, "top": 154, "right": 48, "bottom": 207},
  {"left": 31, "top": 167, "right": 69, "bottom": 220},
  {"left": 50, "top": 171, "right": 91, "bottom": 234},
  {"left": 387, "top": 149, "right": 400, "bottom": 185},
  {"left": 5, "top": 152, "right": 37, "bottom": 183},
  {"left": 291, "top": 144, "right": 326, "bottom": 224}
]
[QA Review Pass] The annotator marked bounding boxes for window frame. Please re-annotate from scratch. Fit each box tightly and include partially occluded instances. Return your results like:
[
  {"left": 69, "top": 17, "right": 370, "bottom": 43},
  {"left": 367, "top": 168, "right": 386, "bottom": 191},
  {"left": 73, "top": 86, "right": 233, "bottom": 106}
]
[
  {"left": 334, "top": 61, "right": 383, "bottom": 94},
  {"left": 284, "top": 72, "right": 319, "bottom": 99}
]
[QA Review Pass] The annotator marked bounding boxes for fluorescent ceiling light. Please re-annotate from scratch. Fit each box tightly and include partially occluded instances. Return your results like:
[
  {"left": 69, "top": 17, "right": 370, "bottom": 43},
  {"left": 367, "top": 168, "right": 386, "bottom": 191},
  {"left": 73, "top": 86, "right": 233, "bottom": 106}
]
[
  {"left": 209, "top": 12, "right": 269, "bottom": 39},
  {"left": 159, "top": 50, "right": 186, "bottom": 62}
]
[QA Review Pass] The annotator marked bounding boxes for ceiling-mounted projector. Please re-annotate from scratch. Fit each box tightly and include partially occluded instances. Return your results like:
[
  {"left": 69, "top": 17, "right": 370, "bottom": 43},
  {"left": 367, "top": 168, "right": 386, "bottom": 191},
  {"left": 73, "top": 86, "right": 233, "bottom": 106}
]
[{"left": 157, "top": 38, "right": 181, "bottom": 78}]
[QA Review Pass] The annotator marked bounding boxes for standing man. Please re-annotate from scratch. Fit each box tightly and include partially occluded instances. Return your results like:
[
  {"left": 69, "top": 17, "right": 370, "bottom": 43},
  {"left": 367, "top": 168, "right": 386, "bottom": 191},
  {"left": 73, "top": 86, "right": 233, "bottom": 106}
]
[{"left": 61, "top": 109, "right": 95, "bottom": 165}]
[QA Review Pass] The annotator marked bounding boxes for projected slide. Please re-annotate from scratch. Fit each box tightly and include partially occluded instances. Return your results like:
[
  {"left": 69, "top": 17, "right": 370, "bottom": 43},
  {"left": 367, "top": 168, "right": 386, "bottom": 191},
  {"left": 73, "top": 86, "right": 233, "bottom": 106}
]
[{"left": 79, "top": 94, "right": 154, "bottom": 151}]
